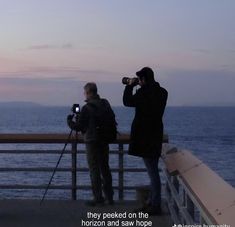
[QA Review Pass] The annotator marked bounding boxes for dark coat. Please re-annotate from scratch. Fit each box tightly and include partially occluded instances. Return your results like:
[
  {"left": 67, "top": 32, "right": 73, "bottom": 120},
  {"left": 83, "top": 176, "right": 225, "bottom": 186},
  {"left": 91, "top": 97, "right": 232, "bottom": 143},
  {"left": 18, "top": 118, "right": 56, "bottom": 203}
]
[
  {"left": 123, "top": 82, "right": 168, "bottom": 158},
  {"left": 67, "top": 95, "right": 114, "bottom": 143}
]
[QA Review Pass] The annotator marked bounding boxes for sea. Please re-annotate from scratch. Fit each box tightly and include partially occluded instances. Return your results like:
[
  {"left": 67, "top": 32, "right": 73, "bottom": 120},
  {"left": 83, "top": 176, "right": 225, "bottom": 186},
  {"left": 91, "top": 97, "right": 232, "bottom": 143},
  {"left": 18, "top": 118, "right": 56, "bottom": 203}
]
[{"left": 0, "top": 106, "right": 234, "bottom": 200}]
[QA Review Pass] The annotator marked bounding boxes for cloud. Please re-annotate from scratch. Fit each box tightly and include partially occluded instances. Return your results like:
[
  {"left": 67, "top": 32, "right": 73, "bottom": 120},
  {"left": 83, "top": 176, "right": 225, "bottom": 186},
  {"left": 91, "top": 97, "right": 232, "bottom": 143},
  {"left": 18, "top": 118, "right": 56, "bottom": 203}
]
[
  {"left": 0, "top": 68, "right": 235, "bottom": 106},
  {"left": 228, "top": 49, "right": 235, "bottom": 53},
  {"left": 220, "top": 64, "right": 231, "bottom": 69},
  {"left": 192, "top": 48, "right": 235, "bottom": 55},
  {"left": 192, "top": 49, "right": 212, "bottom": 54},
  {"left": 25, "top": 66, "right": 118, "bottom": 75},
  {"left": 0, "top": 76, "right": 123, "bottom": 106},
  {"left": 159, "top": 69, "right": 235, "bottom": 106},
  {"left": 0, "top": 66, "right": 121, "bottom": 82},
  {"left": 28, "top": 43, "right": 74, "bottom": 50}
]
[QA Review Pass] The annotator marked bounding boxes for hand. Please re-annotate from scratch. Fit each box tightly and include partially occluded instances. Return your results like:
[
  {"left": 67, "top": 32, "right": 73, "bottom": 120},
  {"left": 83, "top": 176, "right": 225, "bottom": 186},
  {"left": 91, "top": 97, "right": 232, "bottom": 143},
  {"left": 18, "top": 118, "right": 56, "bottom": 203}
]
[
  {"left": 128, "top": 78, "right": 138, "bottom": 86},
  {"left": 67, "top": 114, "right": 74, "bottom": 121},
  {"left": 75, "top": 112, "right": 80, "bottom": 120}
]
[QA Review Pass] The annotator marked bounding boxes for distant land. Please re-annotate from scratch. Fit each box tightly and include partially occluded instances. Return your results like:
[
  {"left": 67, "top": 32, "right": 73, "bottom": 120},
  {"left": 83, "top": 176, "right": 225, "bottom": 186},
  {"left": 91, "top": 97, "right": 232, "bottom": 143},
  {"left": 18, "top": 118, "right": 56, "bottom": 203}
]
[{"left": 0, "top": 102, "right": 42, "bottom": 108}]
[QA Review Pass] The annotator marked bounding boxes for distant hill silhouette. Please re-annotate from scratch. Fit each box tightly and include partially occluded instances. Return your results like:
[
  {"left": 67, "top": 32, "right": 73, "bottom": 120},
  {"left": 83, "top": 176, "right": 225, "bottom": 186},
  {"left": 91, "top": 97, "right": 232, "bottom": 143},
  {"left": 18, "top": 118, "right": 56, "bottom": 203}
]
[{"left": 0, "top": 102, "right": 42, "bottom": 108}]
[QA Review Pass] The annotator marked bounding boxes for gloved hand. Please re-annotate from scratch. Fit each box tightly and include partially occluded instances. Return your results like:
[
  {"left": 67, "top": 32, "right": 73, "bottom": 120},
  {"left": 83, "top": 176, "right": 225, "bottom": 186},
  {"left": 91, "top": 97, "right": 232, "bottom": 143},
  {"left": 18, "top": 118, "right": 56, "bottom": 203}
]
[{"left": 67, "top": 114, "right": 74, "bottom": 121}]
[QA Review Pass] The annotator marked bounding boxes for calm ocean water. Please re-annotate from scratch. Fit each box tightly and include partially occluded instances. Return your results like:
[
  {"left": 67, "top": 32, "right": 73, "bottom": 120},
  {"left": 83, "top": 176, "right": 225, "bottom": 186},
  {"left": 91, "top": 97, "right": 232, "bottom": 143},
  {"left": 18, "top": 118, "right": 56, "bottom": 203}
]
[{"left": 0, "top": 106, "right": 234, "bottom": 199}]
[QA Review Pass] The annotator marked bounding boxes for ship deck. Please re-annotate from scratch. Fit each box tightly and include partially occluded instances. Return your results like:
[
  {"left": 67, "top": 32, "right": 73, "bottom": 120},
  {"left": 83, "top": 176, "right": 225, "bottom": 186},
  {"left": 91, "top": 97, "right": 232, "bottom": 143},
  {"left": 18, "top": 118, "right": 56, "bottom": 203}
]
[
  {"left": 0, "top": 134, "right": 234, "bottom": 226},
  {"left": 0, "top": 199, "right": 172, "bottom": 227}
]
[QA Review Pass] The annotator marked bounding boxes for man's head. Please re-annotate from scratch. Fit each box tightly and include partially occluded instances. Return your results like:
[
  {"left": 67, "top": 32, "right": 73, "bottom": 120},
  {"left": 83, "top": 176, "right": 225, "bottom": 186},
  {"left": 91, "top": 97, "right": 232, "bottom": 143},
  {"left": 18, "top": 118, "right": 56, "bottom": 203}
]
[
  {"left": 84, "top": 82, "right": 98, "bottom": 100},
  {"left": 136, "top": 67, "right": 155, "bottom": 86}
]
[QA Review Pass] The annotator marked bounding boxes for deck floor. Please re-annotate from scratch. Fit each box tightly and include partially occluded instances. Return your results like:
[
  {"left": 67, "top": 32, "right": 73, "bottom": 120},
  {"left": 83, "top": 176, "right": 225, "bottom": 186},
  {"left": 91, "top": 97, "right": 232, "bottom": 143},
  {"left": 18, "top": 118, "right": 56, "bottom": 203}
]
[{"left": 0, "top": 200, "right": 172, "bottom": 227}]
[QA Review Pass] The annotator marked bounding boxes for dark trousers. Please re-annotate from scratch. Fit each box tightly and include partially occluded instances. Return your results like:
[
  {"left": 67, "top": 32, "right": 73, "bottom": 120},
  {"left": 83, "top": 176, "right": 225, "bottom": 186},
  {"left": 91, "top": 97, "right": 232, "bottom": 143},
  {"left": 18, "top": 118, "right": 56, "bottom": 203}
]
[
  {"left": 85, "top": 142, "right": 113, "bottom": 201},
  {"left": 143, "top": 156, "right": 161, "bottom": 207}
]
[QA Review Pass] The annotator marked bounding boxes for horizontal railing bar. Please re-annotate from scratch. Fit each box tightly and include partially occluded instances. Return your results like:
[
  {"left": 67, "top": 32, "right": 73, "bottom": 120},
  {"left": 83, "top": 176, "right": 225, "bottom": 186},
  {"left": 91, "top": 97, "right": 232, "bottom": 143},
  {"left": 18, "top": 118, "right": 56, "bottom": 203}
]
[
  {"left": 0, "top": 133, "right": 129, "bottom": 144},
  {"left": 0, "top": 168, "right": 75, "bottom": 172},
  {"left": 162, "top": 144, "right": 235, "bottom": 226},
  {"left": 0, "top": 150, "right": 72, "bottom": 154},
  {"left": 0, "top": 133, "right": 168, "bottom": 144},
  {"left": 0, "top": 167, "right": 148, "bottom": 172},
  {"left": 0, "top": 150, "right": 127, "bottom": 154},
  {"left": 0, "top": 185, "right": 146, "bottom": 190}
]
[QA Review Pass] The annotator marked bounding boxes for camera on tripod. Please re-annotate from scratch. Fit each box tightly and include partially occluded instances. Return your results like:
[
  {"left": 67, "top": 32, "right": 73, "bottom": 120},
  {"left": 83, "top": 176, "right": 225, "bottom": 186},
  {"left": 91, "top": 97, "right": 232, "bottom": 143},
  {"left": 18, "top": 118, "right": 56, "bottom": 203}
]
[
  {"left": 72, "top": 104, "right": 80, "bottom": 114},
  {"left": 41, "top": 103, "right": 81, "bottom": 204},
  {"left": 122, "top": 77, "right": 139, "bottom": 86}
]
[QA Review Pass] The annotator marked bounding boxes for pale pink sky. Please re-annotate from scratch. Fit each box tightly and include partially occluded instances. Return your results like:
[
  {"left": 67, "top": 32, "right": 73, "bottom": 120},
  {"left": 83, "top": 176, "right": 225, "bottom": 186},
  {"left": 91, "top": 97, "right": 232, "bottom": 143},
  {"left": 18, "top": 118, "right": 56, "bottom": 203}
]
[{"left": 0, "top": 0, "right": 235, "bottom": 106}]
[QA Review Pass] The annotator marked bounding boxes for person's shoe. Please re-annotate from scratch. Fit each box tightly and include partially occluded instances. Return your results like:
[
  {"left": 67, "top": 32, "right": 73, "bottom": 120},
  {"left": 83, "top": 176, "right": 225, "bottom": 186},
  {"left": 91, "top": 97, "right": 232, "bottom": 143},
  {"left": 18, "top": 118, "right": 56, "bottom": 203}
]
[
  {"left": 104, "top": 194, "right": 114, "bottom": 205},
  {"left": 85, "top": 199, "right": 104, "bottom": 207},
  {"left": 144, "top": 205, "right": 162, "bottom": 216}
]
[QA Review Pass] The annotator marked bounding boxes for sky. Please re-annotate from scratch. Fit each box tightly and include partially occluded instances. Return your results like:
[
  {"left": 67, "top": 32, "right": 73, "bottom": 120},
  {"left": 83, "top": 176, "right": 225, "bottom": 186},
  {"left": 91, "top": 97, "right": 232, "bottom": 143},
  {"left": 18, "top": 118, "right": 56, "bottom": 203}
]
[{"left": 0, "top": 0, "right": 235, "bottom": 106}]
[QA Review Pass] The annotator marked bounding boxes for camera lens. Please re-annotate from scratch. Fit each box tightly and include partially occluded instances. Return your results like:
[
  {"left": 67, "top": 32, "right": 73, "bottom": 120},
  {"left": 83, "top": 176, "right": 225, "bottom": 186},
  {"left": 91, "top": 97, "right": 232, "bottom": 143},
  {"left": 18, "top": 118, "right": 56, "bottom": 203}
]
[
  {"left": 122, "top": 77, "right": 130, "bottom": 85},
  {"left": 122, "top": 77, "right": 139, "bottom": 85}
]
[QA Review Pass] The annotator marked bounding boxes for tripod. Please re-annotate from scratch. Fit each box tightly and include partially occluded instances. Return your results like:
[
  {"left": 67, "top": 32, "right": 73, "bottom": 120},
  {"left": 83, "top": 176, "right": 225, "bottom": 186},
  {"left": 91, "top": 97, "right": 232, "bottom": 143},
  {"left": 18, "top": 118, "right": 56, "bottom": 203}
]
[{"left": 40, "top": 128, "right": 78, "bottom": 205}]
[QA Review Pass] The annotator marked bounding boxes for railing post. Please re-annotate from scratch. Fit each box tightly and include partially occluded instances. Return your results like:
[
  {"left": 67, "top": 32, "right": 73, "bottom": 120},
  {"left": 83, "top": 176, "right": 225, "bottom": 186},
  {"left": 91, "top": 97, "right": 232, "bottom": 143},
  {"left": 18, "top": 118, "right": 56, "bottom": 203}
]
[
  {"left": 118, "top": 143, "right": 124, "bottom": 200},
  {"left": 186, "top": 194, "right": 195, "bottom": 222},
  {"left": 172, "top": 176, "right": 180, "bottom": 216},
  {"left": 200, "top": 214, "right": 206, "bottom": 225},
  {"left": 165, "top": 170, "right": 171, "bottom": 201},
  {"left": 173, "top": 176, "right": 179, "bottom": 193},
  {"left": 71, "top": 140, "right": 77, "bottom": 200},
  {"left": 183, "top": 189, "right": 186, "bottom": 206}
]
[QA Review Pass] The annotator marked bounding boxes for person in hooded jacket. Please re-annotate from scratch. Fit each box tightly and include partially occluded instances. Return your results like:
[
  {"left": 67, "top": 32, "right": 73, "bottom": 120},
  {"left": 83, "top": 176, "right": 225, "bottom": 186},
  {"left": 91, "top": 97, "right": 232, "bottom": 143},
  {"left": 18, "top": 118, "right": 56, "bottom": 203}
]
[
  {"left": 123, "top": 67, "right": 168, "bottom": 215},
  {"left": 67, "top": 82, "right": 114, "bottom": 206}
]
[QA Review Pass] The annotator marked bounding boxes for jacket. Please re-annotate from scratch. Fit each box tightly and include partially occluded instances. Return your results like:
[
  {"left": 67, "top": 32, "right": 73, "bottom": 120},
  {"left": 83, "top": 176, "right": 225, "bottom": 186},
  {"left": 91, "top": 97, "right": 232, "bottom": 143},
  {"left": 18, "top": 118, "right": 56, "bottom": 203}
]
[
  {"left": 67, "top": 95, "right": 114, "bottom": 143},
  {"left": 123, "top": 81, "right": 168, "bottom": 158}
]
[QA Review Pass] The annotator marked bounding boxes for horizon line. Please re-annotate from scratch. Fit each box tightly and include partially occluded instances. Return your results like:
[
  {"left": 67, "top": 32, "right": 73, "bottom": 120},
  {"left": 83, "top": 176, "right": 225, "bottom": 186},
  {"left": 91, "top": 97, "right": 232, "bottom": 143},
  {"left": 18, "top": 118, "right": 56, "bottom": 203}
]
[{"left": 0, "top": 101, "right": 235, "bottom": 108}]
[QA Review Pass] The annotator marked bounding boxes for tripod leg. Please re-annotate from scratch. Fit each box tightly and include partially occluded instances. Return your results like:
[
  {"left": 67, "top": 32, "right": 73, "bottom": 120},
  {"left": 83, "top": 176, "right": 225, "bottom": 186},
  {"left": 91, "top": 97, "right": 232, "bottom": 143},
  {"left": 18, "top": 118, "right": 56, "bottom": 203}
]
[
  {"left": 71, "top": 130, "right": 78, "bottom": 200},
  {"left": 40, "top": 129, "right": 73, "bottom": 205}
]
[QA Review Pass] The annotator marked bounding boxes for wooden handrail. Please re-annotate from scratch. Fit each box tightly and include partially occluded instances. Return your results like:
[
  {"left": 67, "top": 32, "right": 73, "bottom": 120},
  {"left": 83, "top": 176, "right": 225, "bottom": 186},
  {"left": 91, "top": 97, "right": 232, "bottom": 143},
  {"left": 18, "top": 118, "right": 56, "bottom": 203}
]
[
  {"left": 0, "top": 133, "right": 169, "bottom": 201},
  {"left": 162, "top": 144, "right": 235, "bottom": 226},
  {"left": 3, "top": 133, "right": 234, "bottom": 225},
  {"left": 0, "top": 133, "right": 131, "bottom": 143},
  {"left": 0, "top": 133, "right": 169, "bottom": 143},
  {"left": 0, "top": 133, "right": 167, "bottom": 201}
]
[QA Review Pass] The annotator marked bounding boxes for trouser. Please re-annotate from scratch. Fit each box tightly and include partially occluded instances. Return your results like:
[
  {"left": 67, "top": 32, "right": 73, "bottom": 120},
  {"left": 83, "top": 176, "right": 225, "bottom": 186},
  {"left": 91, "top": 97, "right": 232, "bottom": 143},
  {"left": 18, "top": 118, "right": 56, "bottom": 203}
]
[
  {"left": 143, "top": 156, "right": 161, "bottom": 207},
  {"left": 85, "top": 142, "right": 113, "bottom": 201}
]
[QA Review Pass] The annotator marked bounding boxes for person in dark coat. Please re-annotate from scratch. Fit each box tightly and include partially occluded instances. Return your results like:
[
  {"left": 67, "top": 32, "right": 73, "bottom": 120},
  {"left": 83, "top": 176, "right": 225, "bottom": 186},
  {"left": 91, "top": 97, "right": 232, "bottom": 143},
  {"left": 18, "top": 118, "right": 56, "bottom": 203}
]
[
  {"left": 67, "top": 82, "right": 114, "bottom": 206},
  {"left": 123, "top": 67, "right": 168, "bottom": 215}
]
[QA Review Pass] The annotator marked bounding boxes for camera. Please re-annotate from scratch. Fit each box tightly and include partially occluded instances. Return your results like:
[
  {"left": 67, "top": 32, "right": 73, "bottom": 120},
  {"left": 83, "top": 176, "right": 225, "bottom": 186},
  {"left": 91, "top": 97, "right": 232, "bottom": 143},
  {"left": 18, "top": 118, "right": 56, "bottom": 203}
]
[
  {"left": 72, "top": 104, "right": 80, "bottom": 114},
  {"left": 122, "top": 77, "right": 139, "bottom": 86}
]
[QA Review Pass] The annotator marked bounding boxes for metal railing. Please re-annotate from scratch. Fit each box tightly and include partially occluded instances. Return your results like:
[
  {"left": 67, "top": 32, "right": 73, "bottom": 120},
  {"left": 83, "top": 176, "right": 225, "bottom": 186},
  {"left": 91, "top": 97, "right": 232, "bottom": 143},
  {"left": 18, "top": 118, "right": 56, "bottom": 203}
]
[
  {"left": 0, "top": 133, "right": 168, "bottom": 200},
  {"left": 162, "top": 144, "right": 235, "bottom": 226},
  {"left": 1, "top": 133, "right": 233, "bottom": 226}
]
